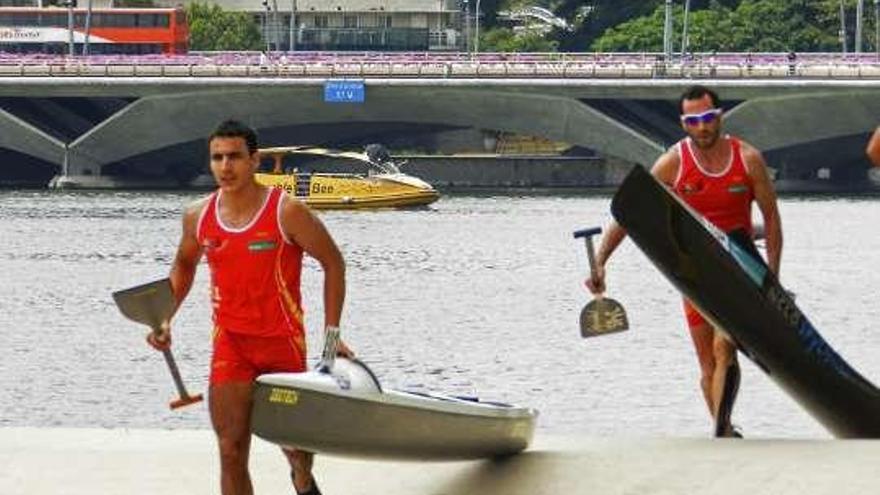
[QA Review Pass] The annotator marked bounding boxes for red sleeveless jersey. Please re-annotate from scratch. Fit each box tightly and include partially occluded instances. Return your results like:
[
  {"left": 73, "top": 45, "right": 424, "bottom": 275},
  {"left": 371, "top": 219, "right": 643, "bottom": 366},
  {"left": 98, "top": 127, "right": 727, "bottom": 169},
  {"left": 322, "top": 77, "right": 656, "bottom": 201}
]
[
  {"left": 673, "top": 136, "right": 754, "bottom": 234},
  {"left": 197, "top": 188, "right": 304, "bottom": 338}
]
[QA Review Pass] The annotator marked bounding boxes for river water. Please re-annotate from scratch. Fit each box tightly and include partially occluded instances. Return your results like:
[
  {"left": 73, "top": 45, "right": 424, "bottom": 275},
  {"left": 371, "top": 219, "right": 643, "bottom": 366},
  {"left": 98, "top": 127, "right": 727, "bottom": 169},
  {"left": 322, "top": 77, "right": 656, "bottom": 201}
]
[{"left": 1, "top": 189, "right": 879, "bottom": 439}]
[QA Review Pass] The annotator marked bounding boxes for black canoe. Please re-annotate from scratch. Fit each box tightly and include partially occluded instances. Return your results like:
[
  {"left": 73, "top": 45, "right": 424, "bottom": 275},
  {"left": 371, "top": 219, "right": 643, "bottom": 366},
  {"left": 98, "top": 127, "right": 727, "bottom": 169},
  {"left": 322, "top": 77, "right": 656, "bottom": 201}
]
[{"left": 611, "top": 165, "right": 880, "bottom": 438}]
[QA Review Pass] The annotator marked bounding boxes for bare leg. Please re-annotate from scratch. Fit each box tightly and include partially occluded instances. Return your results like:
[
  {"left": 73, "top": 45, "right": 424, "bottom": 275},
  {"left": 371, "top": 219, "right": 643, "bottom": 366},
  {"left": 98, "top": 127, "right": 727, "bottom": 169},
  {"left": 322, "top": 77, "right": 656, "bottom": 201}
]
[
  {"left": 283, "top": 448, "right": 317, "bottom": 494},
  {"left": 688, "top": 322, "right": 716, "bottom": 416},
  {"left": 210, "top": 381, "right": 255, "bottom": 495},
  {"left": 711, "top": 331, "right": 739, "bottom": 436}
]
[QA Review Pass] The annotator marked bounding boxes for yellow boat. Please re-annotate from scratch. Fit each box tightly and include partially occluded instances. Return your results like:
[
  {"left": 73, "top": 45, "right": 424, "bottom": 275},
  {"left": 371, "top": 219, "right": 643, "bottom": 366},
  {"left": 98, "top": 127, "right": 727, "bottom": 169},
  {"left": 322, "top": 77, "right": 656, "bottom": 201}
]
[{"left": 255, "top": 145, "right": 440, "bottom": 209}]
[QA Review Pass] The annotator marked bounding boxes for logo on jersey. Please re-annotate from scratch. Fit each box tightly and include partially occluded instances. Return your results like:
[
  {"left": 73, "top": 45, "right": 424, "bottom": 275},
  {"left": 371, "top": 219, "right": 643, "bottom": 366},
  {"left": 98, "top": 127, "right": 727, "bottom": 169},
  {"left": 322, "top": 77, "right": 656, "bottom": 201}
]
[
  {"left": 248, "top": 240, "right": 277, "bottom": 252},
  {"left": 728, "top": 182, "right": 748, "bottom": 194}
]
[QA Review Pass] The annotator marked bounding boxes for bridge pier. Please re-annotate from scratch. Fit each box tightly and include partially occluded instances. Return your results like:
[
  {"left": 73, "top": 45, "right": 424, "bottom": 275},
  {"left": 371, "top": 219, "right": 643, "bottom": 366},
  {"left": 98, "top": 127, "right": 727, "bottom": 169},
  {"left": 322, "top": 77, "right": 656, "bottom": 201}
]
[
  {"left": 47, "top": 142, "right": 122, "bottom": 189},
  {"left": 48, "top": 174, "right": 126, "bottom": 189},
  {"left": 48, "top": 171, "right": 188, "bottom": 189}
]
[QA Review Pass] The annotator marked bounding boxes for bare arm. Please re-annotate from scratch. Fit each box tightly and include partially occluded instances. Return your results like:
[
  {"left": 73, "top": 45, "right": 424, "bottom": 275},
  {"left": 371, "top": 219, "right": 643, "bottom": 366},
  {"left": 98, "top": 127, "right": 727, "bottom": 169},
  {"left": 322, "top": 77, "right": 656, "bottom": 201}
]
[
  {"left": 587, "top": 148, "right": 680, "bottom": 294},
  {"left": 742, "top": 143, "right": 782, "bottom": 275},
  {"left": 169, "top": 199, "right": 206, "bottom": 310},
  {"left": 867, "top": 127, "right": 880, "bottom": 167},
  {"left": 280, "top": 197, "right": 352, "bottom": 356},
  {"left": 148, "top": 198, "right": 206, "bottom": 350}
]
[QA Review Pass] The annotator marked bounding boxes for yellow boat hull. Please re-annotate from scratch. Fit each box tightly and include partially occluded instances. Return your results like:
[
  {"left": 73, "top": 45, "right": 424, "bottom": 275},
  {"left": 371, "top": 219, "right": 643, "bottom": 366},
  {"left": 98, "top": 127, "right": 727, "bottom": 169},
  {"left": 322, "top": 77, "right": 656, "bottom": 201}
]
[{"left": 255, "top": 172, "right": 440, "bottom": 210}]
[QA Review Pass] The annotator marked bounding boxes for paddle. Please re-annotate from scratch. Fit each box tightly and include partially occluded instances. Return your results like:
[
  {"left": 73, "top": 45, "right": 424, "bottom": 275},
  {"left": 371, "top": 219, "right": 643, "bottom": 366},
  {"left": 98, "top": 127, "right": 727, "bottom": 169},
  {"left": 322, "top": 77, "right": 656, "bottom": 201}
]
[
  {"left": 573, "top": 227, "right": 629, "bottom": 337},
  {"left": 112, "top": 278, "right": 204, "bottom": 409}
]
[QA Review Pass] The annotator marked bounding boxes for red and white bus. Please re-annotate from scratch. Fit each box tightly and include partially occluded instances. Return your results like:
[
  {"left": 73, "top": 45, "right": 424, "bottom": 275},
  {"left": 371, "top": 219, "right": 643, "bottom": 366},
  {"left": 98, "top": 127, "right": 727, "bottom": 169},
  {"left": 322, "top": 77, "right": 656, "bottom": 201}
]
[{"left": 0, "top": 7, "right": 188, "bottom": 55}]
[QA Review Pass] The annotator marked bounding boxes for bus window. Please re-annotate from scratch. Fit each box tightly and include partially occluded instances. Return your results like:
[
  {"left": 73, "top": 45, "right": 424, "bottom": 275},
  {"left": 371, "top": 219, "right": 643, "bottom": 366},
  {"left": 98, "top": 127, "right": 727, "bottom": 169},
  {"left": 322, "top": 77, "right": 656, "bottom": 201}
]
[{"left": 119, "top": 14, "right": 136, "bottom": 27}]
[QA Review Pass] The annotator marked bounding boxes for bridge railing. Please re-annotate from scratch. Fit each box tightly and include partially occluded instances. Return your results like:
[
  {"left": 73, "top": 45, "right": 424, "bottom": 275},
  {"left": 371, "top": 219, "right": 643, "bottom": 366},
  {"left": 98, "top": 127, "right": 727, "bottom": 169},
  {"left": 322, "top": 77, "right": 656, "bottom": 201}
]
[{"left": 2, "top": 52, "right": 880, "bottom": 79}]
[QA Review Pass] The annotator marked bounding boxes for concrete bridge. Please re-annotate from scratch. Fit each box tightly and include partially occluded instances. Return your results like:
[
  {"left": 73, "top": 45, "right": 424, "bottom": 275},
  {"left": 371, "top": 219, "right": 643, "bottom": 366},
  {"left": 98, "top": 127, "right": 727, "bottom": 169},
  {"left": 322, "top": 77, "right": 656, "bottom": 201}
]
[{"left": 1, "top": 52, "right": 879, "bottom": 190}]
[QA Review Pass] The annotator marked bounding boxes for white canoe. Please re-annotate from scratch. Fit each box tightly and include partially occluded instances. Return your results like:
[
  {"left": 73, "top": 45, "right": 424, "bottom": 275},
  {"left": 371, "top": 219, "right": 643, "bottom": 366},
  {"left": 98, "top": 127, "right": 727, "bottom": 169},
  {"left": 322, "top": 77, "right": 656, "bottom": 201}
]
[{"left": 250, "top": 358, "right": 537, "bottom": 460}]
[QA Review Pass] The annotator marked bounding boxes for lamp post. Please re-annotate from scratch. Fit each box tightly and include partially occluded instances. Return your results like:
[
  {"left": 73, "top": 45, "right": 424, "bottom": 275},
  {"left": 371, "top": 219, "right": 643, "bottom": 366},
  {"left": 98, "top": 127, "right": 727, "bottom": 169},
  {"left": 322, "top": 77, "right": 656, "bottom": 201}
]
[
  {"left": 840, "top": 0, "right": 848, "bottom": 53},
  {"left": 474, "top": 0, "right": 481, "bottom": 54},
  {"left": 272, "top": 0, "right": 279, "bottom": 51},
  {"left": 680, "top": 0, "right": 691, "bottom": 56},
  {"left": 82, "top": 0, "right": 93, "bottom": 56},
  {"left": 463, "top": 0, "right": 470, "bottom": 53},
  {"left": 663, "top": 0, "right": 672, "bottom": 59},
  {"left": 289, "top": 0, "right": 296, "bottom": 51},
  {"left": 857, "top": 0, "right": 864, "bottom": 53},
  {"left": 64, "top": 0, "right": 75, "bottom": 57},
  {"left": 875, "top": 0, "right": 879, "bottom": 59},
  {"left": 262, "top": 0, "right": 271, "bottom": 51}
]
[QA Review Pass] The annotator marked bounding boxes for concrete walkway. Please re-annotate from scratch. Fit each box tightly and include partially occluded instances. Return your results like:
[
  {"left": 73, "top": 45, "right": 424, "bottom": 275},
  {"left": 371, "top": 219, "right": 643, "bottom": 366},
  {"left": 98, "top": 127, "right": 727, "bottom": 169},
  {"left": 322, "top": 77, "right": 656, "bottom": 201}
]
[{"left": 1, "top": 427, "right": 877, "bottom": 494}]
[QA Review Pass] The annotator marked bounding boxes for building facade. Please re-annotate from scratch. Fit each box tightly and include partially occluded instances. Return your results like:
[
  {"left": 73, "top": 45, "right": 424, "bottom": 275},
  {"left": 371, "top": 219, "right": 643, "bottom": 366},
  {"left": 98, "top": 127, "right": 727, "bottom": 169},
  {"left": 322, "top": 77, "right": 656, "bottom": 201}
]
[{"left": 157, "top": 0, "right": 466, "bottom": 51}]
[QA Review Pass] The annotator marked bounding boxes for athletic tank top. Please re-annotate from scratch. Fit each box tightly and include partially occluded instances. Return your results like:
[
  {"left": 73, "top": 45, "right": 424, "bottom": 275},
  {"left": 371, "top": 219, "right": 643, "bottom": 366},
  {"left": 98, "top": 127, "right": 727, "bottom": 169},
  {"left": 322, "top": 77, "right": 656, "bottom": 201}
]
[
  {"left": 197, "top": 187, "right": 304, "bottom": 337},
  {"left": 673, "top": 136, "right": 754, "bottom": 234}
]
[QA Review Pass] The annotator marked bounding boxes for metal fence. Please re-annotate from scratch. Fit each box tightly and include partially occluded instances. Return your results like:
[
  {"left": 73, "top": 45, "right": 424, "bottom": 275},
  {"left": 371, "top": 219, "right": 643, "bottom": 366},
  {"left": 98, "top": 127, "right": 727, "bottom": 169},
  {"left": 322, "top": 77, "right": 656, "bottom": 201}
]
[{"left": 2, "top": 51, "right": 880, "bottom": 79}]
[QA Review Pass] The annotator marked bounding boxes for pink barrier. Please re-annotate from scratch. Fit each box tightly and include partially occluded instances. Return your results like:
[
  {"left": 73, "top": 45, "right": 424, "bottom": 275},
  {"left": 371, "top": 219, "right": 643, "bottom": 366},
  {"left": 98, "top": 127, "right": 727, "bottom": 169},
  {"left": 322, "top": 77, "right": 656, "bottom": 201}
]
[{"left": 1, "top": 51, "right": 879, "bottom": 75}]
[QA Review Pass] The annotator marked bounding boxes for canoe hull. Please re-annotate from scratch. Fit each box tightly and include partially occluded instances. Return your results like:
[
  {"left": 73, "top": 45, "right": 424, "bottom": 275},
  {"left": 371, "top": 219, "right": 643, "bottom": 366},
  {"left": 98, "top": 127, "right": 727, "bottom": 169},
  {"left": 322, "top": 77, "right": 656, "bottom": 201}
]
[
  {"left": 611, "top": 165, "right": 880, "bottom": 437},
  {"left": 251, "top": 360, "right": 536, "bottom": 459}
]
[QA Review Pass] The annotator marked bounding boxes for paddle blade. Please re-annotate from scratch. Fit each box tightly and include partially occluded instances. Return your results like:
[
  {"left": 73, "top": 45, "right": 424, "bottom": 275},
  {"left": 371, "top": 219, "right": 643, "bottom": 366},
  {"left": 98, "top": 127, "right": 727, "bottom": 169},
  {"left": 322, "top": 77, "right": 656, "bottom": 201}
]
[
  {"left": 112, "top": 278, "right": 175, "bottom": 331},
  {"left": 580, "top": 297, "right": 629, "bottom": 338}
]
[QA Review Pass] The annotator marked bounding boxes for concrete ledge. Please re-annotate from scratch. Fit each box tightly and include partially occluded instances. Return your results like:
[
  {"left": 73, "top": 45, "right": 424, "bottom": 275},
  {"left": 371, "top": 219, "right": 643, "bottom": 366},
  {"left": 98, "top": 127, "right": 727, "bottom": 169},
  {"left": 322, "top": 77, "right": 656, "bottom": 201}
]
[
  {"left": 1, "top": 428, "right": 878, "bottom": 494},
  {"left": 48, "top": 174, "right": 183, "bottom": 190}
]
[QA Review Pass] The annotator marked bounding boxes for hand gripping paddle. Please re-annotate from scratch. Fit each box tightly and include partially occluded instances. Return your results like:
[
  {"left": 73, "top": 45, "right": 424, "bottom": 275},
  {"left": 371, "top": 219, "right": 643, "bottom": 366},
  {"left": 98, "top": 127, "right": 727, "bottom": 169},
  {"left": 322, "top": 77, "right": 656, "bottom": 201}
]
[
  {"left": 112, "top": 278, "right": 204, "bottom": 409},
  {"left": 573, "top": 227, "right": 629, "bottom": 337}
]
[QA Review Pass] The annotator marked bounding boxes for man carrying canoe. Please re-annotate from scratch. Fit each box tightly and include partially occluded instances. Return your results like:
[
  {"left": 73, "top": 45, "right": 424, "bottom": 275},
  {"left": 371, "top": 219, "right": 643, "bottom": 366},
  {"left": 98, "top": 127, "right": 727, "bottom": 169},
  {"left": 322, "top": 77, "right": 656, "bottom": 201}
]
[
  {"left": 587, "top": 85, "right": 783, "bottom": 437},
  {"left": 147, "top": 119, "right": 354, "bottom": 494}
]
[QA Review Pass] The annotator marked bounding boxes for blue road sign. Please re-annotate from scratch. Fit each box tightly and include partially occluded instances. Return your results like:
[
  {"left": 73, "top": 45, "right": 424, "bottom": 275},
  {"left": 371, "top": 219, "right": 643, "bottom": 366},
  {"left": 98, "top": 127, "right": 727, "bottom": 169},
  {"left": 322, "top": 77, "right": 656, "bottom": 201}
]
[{"left": 324, "top": 80, "right": 365, "bottom": 103}]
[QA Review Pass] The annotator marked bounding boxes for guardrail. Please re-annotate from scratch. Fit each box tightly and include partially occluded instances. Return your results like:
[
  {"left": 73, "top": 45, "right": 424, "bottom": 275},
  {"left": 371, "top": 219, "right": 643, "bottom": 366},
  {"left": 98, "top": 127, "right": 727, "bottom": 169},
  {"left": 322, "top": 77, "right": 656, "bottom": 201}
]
[{"left": 1, "top": 52, "right": 880, "bottom": 79}]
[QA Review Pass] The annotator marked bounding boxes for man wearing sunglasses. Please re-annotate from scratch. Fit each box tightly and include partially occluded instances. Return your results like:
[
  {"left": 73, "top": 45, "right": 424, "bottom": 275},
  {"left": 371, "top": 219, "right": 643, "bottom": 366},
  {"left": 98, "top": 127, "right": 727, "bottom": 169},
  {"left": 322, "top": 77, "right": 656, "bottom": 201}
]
[{"left": 587, "top": 85, "right": 783, "bottom": 438}]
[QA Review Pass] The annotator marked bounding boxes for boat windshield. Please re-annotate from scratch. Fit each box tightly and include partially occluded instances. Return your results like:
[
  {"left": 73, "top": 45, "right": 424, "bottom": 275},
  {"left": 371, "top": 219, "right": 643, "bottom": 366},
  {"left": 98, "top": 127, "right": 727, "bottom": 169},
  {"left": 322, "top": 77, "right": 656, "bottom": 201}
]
[
  {"left": 369, "top": 160, "right": 401, "bottom": 175},
  {"left": 261, "top": 144, "right": 406, "bottom": 176},
  {"left": 364, "top": 144, "right": 402, "bottom": 175}
]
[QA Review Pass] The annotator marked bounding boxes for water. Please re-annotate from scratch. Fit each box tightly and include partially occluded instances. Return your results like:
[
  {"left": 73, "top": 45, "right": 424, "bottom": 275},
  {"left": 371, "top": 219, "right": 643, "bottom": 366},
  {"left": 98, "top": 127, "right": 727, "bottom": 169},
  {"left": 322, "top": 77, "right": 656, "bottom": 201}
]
[{"left": 2, "top": 189, "right": 880, "bottom": 439}]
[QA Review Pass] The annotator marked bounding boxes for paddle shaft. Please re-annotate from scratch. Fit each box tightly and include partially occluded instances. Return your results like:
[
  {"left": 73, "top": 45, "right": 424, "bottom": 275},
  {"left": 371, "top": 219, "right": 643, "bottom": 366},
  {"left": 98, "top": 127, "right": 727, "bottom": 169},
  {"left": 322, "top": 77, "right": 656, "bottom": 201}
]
[
  {"left": 573, "top": 227, "right": 603, "bottom": 290},
  {"left": 585, "top": 237, "right": 600, "bottom": 285},
  {"left": 140, "top": 309, "right": 204, "bottom": 408},
  {"left": 154, "top": 329, "right": 203, "bottom": 409},
  {"left": 161, "top": 348, "right": 193, "bottom": 399}
]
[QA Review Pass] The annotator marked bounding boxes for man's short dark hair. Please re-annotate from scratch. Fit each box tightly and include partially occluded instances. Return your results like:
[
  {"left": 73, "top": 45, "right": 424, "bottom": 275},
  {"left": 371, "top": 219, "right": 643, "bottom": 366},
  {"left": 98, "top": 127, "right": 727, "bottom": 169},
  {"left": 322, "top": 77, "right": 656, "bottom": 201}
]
[
  {"left": 209, "top": 120, "right": 259, "bottom": 154},
  {"left": 679, "top": 85, "right": 721, "bottom": 114}
]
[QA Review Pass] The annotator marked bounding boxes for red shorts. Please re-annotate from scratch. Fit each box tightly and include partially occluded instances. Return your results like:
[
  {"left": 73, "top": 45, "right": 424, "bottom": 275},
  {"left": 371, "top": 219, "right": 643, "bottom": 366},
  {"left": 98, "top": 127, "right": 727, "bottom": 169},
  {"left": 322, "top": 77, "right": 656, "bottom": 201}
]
[
  {"left": 210, "top": 327, "right": 306, "bottom": 385},
  {"left": 682, "top": 299, "right": 709, "bottom": 329}
]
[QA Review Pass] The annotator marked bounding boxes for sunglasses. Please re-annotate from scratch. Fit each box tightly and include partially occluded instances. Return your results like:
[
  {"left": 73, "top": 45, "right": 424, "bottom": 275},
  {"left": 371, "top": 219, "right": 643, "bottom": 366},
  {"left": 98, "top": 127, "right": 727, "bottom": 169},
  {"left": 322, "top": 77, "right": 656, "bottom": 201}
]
[{"left": 680, "top": 108, "right": 722, "bottom": 126}]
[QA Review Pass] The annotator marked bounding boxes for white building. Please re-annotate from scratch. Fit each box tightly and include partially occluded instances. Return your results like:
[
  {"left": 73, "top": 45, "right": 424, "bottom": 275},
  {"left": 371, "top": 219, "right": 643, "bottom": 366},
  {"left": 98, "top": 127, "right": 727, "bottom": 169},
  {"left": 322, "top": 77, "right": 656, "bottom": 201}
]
[{"left": 156, "top": 0, "right": 466, "bottom": 51}]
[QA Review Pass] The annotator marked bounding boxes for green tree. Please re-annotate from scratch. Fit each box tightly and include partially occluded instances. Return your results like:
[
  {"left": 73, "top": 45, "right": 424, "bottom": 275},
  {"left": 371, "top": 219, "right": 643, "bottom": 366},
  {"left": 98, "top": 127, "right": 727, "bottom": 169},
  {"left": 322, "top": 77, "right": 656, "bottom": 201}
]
[
  {"left": 556, "top": 0, "right": 663, "bottom": 51},
  {"left": 480, "top": 27, "right": 559, "bottom": 52},
  {"left": 727, "top": 0, "right": 836, "bottom": 51},
  {"left": 589, "top": 5, "right": 670, "bottom": 52},
  {"left": 187, "top": 2, "right": 263, "bottom": 51},
  {"left": 590, "top": 0, "right": 873, "bottom": 52}
]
